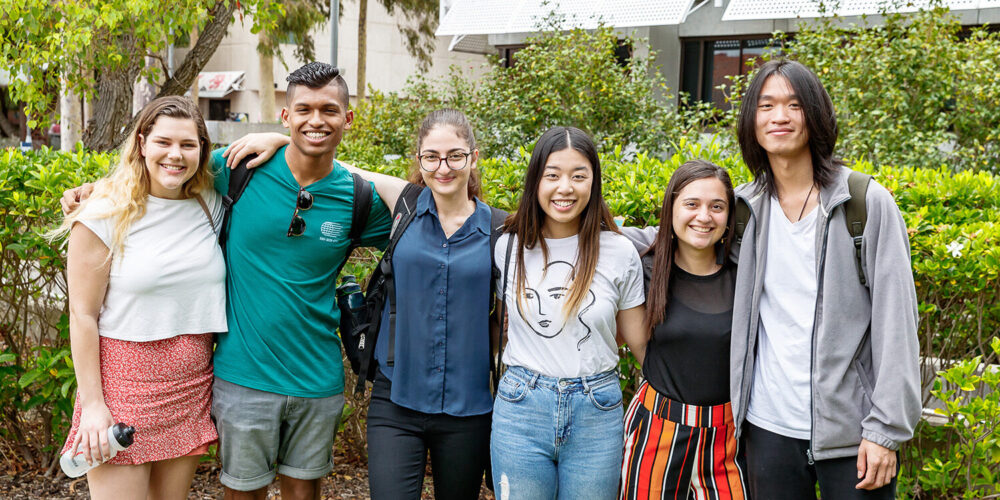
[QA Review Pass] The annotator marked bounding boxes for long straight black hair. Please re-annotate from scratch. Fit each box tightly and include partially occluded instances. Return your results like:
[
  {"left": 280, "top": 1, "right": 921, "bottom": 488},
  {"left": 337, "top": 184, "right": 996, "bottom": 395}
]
[
  {"left": 643, "top": 160, "right": 736, "bottom": 331},
  {"left": 737, "top": 59, "right": 843, "bottom": 196},
  {"left": 504, "top": 126, "right": 619, "bottom": 319}
]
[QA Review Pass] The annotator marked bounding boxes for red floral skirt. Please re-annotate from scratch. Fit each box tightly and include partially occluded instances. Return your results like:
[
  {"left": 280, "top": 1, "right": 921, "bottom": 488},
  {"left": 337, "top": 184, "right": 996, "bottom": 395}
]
[{"left": 61, "top": 334, "right": 218, "bottom": 465}]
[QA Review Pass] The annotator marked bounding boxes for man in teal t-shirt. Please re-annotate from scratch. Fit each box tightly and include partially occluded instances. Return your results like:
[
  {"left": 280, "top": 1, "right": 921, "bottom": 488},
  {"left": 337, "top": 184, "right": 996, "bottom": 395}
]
[{"left": 210, "top": 63, "right": 391, "bottom": 499}]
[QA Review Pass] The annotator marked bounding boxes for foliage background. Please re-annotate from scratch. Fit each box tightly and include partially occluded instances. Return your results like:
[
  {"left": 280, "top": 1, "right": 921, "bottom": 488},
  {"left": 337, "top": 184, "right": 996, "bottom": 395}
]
[{"left": 3, "top": 4, "right": 1000, "bottom": 498}]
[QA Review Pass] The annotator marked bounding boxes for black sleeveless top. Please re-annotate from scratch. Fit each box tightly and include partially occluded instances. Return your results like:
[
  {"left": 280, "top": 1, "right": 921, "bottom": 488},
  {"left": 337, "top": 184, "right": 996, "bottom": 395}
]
[{"left": 641, "top": 254, "right": 736, "bottom": 406}]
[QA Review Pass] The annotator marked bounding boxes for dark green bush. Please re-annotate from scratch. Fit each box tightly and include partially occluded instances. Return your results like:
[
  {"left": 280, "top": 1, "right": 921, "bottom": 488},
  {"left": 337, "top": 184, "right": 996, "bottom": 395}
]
[{"left": 0, "top": 147, "right": 109, "bottom": 473}]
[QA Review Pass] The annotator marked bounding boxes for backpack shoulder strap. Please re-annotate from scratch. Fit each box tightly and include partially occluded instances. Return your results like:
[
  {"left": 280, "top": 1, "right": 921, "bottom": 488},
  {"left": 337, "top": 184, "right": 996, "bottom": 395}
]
[
  {"left": 348, "top": 173, "right": 372, "bottom": 246},
  {"left": 383, "top": 183, "right": 425, "bottom": 367},
  {"left": 487, "top": 207, "right": 509, "bottom": 393},
  {"left": 492, "top": 233, "right": 515, "bottom": 393},
  {"left": 331, "top": 173, "right": 374, "bottom": 281},
  {"left": 219, "top": 153, "right": 258, "bottom": 250},
  {"left": 734, "top": 197, "right": 751, "bottom": 245},
  {"left": 845, "top": 170, "right": 872, "bottom": 287}
]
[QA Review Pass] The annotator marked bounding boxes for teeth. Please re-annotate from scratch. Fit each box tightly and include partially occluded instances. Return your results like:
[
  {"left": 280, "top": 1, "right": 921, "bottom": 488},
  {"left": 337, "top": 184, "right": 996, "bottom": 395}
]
[
  {"left": 553, "top": 200, "right": 574, "bottom": 207},
  {"left": 161, "top": 164, "right": 185, "bottom": 171},
  {"left": 690, "top": 226, "right": 713, "bottom": 233},
  {"left": 305, "top": 132, "right": 328, "bottom": 138}
]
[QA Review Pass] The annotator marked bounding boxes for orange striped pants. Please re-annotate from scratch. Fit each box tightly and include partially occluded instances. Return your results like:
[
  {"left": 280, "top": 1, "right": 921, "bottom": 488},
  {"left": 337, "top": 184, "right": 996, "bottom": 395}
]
[{"left": 620, "top": 381, "right": 748, "bottom": 500}]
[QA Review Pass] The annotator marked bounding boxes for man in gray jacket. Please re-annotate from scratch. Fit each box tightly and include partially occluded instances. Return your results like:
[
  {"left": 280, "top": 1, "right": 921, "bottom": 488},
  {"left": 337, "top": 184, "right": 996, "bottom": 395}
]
[{"left": 731, "top": 59, "right": 920, "bottom": 498}]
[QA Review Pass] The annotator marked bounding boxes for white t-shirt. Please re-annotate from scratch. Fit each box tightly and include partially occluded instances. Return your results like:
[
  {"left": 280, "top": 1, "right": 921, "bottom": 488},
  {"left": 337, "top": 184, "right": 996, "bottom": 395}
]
[
  {"left": 76, "top": 190, "right": 227, "bottom": 342},
  {"left": 495, "top": 231, "right": 645, "bottom": 378},
  {"left": 747, "top": 198, "right": 819, "bottom": 440}
]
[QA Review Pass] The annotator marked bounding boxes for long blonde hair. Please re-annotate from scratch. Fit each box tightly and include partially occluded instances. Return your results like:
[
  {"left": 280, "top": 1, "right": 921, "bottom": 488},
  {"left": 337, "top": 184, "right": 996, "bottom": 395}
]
[{"left": 53, "top": 96, "right": 213, "bottom": 258}]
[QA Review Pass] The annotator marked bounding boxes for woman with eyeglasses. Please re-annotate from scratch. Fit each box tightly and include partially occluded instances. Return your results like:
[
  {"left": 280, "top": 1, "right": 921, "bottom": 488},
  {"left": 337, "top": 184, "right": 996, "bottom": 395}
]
[
  {"left": 52, "top": 96, "right": 224, "bottom": 499},
  {"left": 359, "top": 109, "right": 501, "bottom": 499},
  {"left": 491, "top": 126, "right": 648, "bottom": 499}
]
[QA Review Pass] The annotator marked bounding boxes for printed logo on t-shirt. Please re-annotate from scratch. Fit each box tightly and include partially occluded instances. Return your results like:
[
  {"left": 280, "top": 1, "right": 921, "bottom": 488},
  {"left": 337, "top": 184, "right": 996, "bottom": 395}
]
[
  {"left": 320, "top": 221, "right": 343, "bottom": 242},
  {"left": 517, "top": 260, "right": 596, "bottom": 351}
]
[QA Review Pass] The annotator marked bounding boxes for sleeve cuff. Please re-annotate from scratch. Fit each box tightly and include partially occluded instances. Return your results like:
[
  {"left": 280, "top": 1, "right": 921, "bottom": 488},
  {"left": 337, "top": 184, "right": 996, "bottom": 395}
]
[{"left": 861, "top": 429, "right": 901, "bottom": 451}]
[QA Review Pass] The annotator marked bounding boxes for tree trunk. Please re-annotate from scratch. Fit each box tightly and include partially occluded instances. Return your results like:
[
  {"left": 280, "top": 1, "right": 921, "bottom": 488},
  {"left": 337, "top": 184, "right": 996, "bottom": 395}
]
[
  {"left": 59, "top": 75, "right": 82, "bottom": 151},
  {"left": 82, "top": 40, "right": 142, "bottom": 151},
  {"left": 189, "top": 26, "right": 200, "bottom": 103},
  {"left": 83, "top": 0, "right": 236, "bottom": 150},
  {"left": 356, "top": 0, "right": 367, "bottom": 101},
  {"left": 258, "top": 39, "right": 276, "bottom": 123}
]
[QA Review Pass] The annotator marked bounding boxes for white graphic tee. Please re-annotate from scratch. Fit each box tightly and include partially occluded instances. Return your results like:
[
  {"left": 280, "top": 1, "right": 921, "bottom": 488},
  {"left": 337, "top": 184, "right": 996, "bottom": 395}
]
[{"left": 495, "top": 231, "right": 645, "bottom": 378}]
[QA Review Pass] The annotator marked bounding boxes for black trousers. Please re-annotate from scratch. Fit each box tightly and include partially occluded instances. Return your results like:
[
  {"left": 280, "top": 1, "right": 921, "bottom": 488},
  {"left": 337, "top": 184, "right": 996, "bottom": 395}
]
[
  {"left": 743, "top": 423, "right": 896, "bottom": 500},
  {"left": 366, "top": 370, "right": 491, "bottom": 500}
]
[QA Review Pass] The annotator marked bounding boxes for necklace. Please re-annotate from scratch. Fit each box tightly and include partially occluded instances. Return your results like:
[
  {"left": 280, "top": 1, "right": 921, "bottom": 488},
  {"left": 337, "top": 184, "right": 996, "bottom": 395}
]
[{"left": 797, "top": 184, "right": 815, "bottom": 222}]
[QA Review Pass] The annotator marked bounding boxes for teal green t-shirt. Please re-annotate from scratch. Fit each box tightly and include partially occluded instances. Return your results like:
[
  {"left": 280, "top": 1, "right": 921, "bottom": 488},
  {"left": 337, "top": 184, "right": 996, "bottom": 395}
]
[{"left": 210, "top": 146, "right": 391, "bottom": 397}]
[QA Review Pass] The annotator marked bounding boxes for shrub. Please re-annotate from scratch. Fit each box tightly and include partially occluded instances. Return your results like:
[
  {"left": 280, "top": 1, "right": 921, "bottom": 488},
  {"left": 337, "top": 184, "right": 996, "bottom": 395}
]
[
  {"left": 342, "top": 22, "right": 723, "bottom": 161},
  {"left": 0, "top": 147, "right": 109, "bottom": 473}
]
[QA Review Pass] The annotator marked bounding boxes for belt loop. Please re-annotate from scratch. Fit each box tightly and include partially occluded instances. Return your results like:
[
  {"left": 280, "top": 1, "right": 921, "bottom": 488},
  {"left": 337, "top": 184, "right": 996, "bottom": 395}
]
[
  {"left": 582, "top": 376, "right": 591, "bottom": 394},
  {"left": 528, "top": 371, "right": 539, "bottom": 389}
]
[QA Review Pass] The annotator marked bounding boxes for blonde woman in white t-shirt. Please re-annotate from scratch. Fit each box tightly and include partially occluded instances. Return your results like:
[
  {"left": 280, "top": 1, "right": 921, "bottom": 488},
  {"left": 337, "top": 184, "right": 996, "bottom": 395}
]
[
  {"left": 52, "top": 96, "right": 225, "bottom": 500},
  {"left": 491, "top": 126, "right": 648, "bottom": 499}
]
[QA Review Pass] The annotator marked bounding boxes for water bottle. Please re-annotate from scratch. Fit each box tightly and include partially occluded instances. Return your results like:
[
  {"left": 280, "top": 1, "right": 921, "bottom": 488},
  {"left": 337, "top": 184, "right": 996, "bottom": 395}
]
[
  {"left": 60, "top": 423, "right": 136, "bottom": 478},
  {"left": 337, "top": 274, "right": 366, "bottom": 370}
]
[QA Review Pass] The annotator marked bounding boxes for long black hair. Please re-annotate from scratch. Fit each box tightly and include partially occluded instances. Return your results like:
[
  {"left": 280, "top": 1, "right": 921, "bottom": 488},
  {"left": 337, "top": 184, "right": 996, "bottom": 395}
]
[
  {"left": 737, "top": 59, "right": 842, "bottom": 196},
  {"left": 504, "top": 126, "right": 619, "bottom": 319}
]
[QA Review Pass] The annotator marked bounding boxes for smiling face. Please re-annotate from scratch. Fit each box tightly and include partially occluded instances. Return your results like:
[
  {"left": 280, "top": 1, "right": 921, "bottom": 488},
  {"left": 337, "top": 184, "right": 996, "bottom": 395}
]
[
  {"left": 139, "top": 116, "right": 202, "bottom": 199},
  {"left": 754, "top": 75, "right": 810, "bottom": 161},
  {"left": 537, "top": 148, "right": 593, "bottom": 238},
  {"left": 671, "top": 177, "right": 729, "bottom": 256},
  {"left": 417, "top": 125, "right": 477, "bottom": 199},
  {"left": 281, "top": 83, "right": 353, "bottom": 158}
]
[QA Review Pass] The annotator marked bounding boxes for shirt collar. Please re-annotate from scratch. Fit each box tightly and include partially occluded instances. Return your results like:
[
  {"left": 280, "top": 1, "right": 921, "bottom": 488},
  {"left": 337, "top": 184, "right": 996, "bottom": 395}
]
[{"left": 415, "top": 187, "right": 491, "bottom": 237}]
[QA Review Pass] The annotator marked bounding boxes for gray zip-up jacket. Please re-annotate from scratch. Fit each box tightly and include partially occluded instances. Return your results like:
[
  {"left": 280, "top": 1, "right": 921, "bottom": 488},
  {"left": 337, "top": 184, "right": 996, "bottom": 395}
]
[{"left": 620, "top": 166, "right": 921, "bottom": 460}]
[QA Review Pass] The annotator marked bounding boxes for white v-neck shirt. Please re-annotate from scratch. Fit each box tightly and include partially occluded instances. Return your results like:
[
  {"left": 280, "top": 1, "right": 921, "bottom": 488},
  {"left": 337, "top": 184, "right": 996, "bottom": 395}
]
[{"left": 747, "top": 197, "right": 819, "bottom": 440}]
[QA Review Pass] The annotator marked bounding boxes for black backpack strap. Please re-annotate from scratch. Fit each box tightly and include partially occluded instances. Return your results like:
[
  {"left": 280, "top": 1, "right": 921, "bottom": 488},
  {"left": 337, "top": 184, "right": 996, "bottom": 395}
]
[
  {"left": 734, "top": 197, "right": 750, "bottom": 245},
  {"left": 494, "top": 233, "right": 515, "bottom": 391},
  {"left": 383, "top": 183, "right": 425, "bottom": 367},
  {"left": 331, "top": 173, "right": 373, "bottom": 281},
  {"left": 219, "top": 153, "right": 259, "bottom": 252},
  {"left": 487, "top": 207, "right": 509, "bottom": 394},
  {"left": 845, "top": 171, "right": 872, "bottom": 287}
]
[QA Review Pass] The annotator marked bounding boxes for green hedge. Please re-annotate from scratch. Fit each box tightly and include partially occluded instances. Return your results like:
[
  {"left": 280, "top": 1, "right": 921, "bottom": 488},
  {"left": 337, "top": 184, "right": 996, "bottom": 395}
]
[{"left": 3, "top": 148, "right": 997, "bottom": 496}]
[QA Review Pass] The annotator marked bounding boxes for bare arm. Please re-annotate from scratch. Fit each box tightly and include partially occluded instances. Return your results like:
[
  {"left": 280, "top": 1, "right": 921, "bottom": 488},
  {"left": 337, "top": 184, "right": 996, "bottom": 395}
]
[
  {"left": 222, "top": 132, "right": 290, "bottom": 168},
  {"left": 341, "top": 164, "right": 408, "bottom": 212},
  {"left": 66, "top": 223, "right": 114, "bottom": 465},
  {"left": 617, "top": 304, "right": 648, "bottom": 365}
]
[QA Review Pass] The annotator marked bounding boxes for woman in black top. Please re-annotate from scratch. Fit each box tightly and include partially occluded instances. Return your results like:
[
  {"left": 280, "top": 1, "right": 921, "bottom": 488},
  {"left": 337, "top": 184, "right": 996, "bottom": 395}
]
[{"left": 619, "top": 160, "right": 749, "bottom": 500}]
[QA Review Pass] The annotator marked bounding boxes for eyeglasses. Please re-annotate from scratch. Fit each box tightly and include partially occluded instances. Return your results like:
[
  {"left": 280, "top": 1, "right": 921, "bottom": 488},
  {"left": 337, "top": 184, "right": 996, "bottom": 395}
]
[
  {"left": 286, "top": 187, "right": 313, "bottom": 237},
  {"left": 417, "top": 152, "right": 472, "bottom": 172}
]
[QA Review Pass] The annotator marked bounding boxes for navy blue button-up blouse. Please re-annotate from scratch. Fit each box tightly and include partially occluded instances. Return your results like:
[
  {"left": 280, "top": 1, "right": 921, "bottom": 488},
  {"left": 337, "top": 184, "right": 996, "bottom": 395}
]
[{"left": 374, "top": 188, "right": 493, "bottom": 416}]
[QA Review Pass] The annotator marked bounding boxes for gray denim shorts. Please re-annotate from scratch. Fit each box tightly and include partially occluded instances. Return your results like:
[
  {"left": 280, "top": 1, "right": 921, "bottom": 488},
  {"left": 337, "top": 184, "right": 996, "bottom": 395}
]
[{"left": 212, "top": 377, "right": 345, "bottom": 491}]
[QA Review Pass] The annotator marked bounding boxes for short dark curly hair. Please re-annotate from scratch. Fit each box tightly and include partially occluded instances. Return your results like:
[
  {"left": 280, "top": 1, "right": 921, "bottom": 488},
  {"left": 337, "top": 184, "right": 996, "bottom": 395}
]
[{"left": 286, "top": 62, "right": 350, "bottom": 106}]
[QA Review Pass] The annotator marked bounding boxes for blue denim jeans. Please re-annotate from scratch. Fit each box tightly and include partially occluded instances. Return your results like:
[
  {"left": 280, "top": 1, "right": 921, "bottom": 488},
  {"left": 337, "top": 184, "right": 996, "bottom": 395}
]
[{"left": 490, "top": 365, "right": 624, "bottom": 500}]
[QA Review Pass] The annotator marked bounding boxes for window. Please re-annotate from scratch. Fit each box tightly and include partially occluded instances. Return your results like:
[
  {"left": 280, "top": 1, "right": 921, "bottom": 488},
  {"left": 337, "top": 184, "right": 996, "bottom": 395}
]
[
  {"left": 208, "top": 100, "right": 230, "bottom": 121},
  {"left": 497, "top": 39, "right": 633, "bottom": 69},
  {"left": 681, "top": 37, "right": 781, "bottom": 109}
]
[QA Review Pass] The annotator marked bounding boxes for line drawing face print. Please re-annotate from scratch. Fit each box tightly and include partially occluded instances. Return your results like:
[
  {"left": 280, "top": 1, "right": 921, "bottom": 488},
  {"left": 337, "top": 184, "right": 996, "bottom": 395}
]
[{"left": 517, "top": 260, "right": 596, "bottom": 350}]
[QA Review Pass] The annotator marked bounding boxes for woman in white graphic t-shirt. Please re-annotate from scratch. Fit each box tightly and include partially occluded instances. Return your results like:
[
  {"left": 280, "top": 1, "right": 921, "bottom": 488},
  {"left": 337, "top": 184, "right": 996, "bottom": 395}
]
[{"left": 490, "top": 126, "right": 648, "bottom": 499}]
